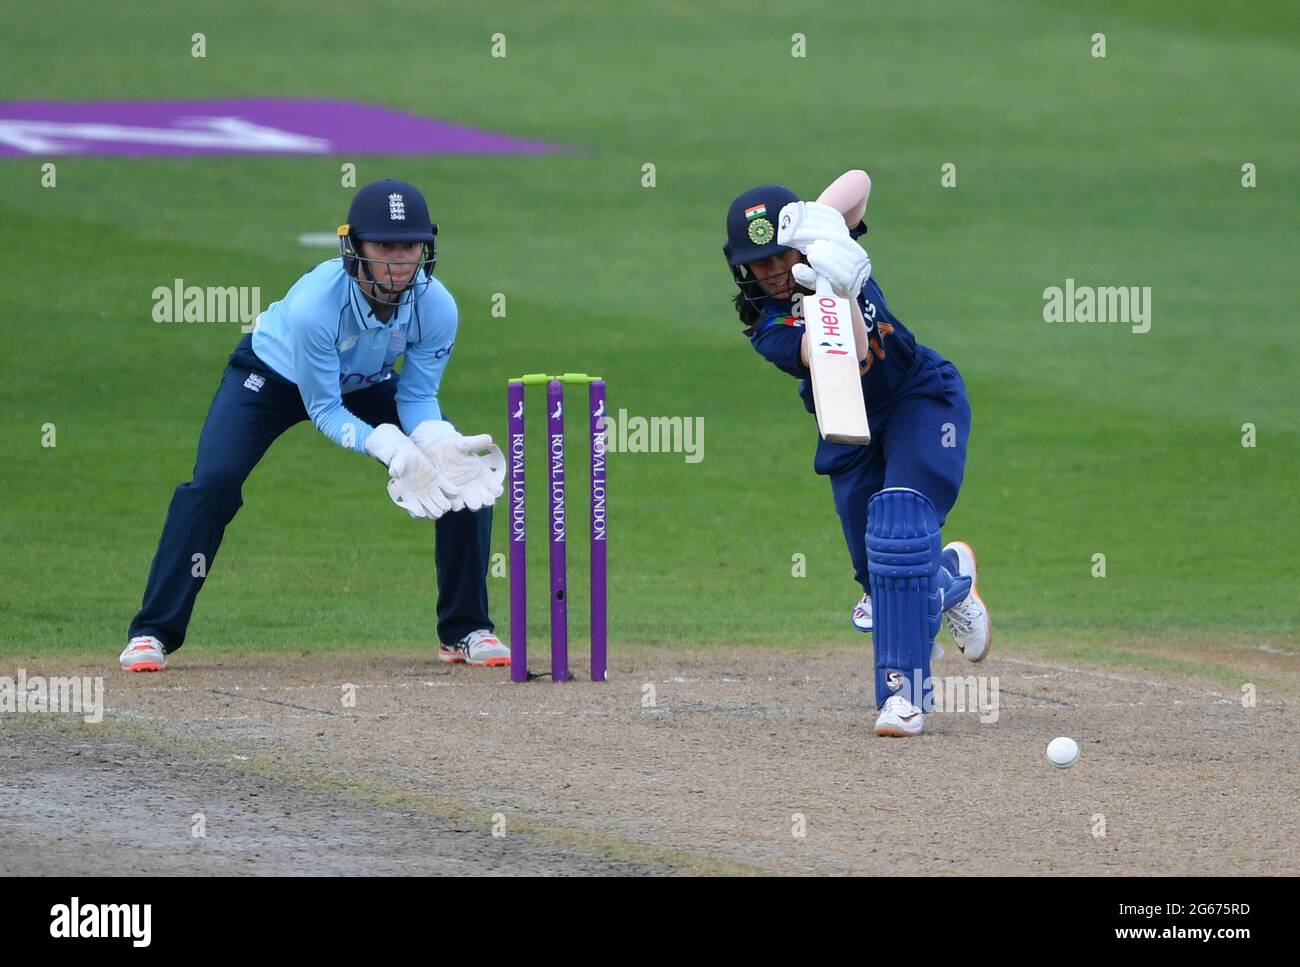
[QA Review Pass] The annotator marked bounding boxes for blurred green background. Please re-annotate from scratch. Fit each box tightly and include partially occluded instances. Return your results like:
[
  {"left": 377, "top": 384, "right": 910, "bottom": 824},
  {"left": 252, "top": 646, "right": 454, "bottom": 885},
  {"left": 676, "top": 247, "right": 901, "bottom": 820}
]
[{"left": 1, "top": 0, "right": 1296, "bottom": 663}]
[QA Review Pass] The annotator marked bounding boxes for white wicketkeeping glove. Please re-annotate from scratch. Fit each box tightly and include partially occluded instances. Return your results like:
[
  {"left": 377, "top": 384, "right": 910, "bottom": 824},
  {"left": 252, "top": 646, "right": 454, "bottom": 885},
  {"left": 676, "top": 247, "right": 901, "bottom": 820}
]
[
  {"left": 791, "top": 238, "right": 872, "bottom": 299},
  {"left": 363, "top": 423, "right": 454, "bottom": 519},
  {"left": 410, "top": 421, "right": 506, "bottom": 513},
  {"left": 777, "top": 200, "right": 853, "bottom": 250}
]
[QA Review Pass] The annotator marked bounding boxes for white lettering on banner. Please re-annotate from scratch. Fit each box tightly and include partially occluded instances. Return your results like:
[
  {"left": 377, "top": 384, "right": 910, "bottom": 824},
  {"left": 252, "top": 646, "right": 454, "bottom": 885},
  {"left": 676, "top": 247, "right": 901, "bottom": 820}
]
[{"left": 0, "top": 117, "right": 330, "bottom": 154}]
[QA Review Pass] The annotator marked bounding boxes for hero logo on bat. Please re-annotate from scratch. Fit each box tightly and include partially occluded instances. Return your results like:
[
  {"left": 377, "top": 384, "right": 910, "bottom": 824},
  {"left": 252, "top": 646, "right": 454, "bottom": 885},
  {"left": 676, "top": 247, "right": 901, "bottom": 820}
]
[{"left": 812, "top": 297, "right": 850, "bottom": 356}]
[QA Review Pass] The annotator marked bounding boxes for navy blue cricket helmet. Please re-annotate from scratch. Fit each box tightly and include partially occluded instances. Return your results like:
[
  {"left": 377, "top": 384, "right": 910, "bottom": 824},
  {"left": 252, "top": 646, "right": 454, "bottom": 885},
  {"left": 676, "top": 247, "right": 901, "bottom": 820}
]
[
  {"left": 338, "top": 179, "right": 438, "bottom": 305},
  {"left": 724, "top": 184, "right": 800, "bottom": 313},
  {"left": 723, "top": 183, "right": 870, "bottom": 323},
  {"left": 724, "top": 185, "right": 798, "bottom": 268}
]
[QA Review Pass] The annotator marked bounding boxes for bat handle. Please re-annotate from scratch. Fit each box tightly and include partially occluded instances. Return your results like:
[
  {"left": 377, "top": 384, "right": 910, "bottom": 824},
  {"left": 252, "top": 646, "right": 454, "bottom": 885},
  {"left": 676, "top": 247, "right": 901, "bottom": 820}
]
[{"left": 814, "top": 274, "right": 835, "bottom": 298}]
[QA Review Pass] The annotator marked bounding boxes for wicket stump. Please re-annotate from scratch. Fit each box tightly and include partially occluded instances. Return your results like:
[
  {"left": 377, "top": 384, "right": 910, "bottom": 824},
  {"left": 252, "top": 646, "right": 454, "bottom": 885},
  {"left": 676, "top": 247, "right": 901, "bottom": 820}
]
[{"left": 508, "top": 374, "right": 607, "bottom": 682}]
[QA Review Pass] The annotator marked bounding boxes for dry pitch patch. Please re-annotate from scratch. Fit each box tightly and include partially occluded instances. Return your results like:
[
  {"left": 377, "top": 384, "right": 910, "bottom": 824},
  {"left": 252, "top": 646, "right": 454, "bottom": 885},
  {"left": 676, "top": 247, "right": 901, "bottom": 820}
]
[{"left": 2, "top": 644, "right": 1296, "bottom": 876}]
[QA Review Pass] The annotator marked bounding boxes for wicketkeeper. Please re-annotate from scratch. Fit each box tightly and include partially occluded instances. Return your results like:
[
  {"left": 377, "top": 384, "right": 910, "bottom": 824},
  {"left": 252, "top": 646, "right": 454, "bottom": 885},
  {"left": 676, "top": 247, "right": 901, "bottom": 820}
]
[
  {"left": 723, "top": 182, "right": 992, "bottom": 737},
  {"left": 121, "top": 179, "right": 509, "bottom": 672}
]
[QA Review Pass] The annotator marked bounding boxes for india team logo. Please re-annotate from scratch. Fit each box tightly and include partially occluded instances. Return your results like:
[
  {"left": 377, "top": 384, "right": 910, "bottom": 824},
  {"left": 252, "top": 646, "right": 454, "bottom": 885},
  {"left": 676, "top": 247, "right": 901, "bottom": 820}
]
[
  {"left": 388, "top": 193, "right": 406, "bottom": 220},
  {"left": 747, "top": 217, "right": 774, "bottom": 246}
]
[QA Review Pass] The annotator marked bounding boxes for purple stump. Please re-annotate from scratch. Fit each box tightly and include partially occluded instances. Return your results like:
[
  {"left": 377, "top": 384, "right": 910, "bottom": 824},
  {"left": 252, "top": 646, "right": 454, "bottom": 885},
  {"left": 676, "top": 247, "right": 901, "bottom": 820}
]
[
  {"left": 589, "top": 380, "right": 608, "bottom": 681},
  {"left": 547, "top": 380, "right": 571, "bottom": 681},
  {"left": 508, "top": 381, "right": 527, "bottom": 682}
]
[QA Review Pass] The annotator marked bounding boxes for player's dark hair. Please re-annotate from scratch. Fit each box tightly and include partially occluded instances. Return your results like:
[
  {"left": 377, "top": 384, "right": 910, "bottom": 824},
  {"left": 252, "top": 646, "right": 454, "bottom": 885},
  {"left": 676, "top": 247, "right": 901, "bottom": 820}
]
[
  {"left": 730, "top": 264, "right": 765, "bottom": 335},
  {"left": 734, "top": 289, "right": 761, "bottom": 334}
]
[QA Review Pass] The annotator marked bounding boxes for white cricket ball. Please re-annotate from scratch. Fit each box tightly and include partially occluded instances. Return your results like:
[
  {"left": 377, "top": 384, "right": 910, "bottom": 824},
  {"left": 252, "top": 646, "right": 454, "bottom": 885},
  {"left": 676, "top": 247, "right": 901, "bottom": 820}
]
[{"left": 1046, "top": 736, "right": 1080, "bottom": 768}]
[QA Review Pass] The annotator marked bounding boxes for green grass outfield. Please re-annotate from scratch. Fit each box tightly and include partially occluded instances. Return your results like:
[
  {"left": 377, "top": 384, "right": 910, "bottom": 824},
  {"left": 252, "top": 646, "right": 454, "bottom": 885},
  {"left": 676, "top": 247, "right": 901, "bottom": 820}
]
[{"left": 1, "top": 0, "right": 1296, "bottom": 664}]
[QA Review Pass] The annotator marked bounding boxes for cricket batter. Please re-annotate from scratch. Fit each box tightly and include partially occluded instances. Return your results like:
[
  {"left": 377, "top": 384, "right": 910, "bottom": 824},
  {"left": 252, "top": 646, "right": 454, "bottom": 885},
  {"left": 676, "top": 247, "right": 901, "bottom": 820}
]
[
  {"left": 121, "top": 179, "right": 509, "bottom": 672},
  {"left": 723, "top": 182, "right": 991, "bottom": 737}
]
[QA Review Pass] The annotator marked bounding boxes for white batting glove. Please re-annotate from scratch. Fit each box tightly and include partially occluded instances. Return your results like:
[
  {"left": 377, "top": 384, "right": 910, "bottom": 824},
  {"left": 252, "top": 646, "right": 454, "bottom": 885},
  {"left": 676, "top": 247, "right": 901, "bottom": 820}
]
[
  {"left": 411, "top": 421, "right": 506, "bottom": 513},
  {"left": 793, "top": 238, "right": 872, "bottom": 299},
  {"left": 777, "top": 200, "right": 853, "bottom": 251},
  {"left": 364, "top": 423, "right": 453, "bottom": 519}
]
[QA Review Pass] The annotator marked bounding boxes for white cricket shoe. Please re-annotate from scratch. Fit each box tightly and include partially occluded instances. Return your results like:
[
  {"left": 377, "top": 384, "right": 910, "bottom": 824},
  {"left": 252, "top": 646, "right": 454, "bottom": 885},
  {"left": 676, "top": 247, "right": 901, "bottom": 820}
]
[
  {"left": 875, "top": 694, "right": 924, "bottom": 737},
  {"left": 119, "top": 635, "right": 167, "bottom": 672},
  {"left": 943, "top": 541, "right": 990, "bottom": 662},
  {"left": 439, "top": 629, "right": 511, "bottom": 667},
  {"left": 851, "top": 593, "right": 872, "bottom": 633}
]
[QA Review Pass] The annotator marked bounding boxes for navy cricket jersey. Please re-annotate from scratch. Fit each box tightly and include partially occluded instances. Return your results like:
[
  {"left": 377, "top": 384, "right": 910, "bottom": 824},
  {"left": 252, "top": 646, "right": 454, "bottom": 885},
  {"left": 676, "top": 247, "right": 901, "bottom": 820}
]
[{"left": 748, "top": 276, "right": 954, "bottom": 474}]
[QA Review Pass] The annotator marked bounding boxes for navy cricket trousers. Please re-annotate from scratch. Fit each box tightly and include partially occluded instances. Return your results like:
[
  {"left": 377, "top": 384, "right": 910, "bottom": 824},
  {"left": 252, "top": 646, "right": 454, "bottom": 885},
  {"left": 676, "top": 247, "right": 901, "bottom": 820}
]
[
  {"left": 828, "top": 357, "right": 972, "bottom": 593},
  {"left": 128, "top": 345, "right": 493, "bottom": 652}
]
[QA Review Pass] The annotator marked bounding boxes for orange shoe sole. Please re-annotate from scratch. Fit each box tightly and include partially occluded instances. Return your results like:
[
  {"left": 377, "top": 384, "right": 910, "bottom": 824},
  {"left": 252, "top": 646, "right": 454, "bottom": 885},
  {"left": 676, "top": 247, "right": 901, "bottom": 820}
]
[{"left": 438, "top": 649, "right": 512, "bottom": 668}]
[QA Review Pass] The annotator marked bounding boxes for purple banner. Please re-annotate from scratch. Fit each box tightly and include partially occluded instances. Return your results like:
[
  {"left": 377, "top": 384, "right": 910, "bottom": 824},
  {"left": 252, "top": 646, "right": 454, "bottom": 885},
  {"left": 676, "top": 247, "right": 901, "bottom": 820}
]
[{"left": 0, "top": 99, "right": 563, "bottom": 157}]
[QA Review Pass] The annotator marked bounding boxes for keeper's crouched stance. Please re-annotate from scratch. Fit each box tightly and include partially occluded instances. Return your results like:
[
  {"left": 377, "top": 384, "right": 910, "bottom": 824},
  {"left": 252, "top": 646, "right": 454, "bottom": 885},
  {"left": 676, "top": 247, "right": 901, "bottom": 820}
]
[{"left": 121, "top": 179, "right": 508, "bottom": 673}]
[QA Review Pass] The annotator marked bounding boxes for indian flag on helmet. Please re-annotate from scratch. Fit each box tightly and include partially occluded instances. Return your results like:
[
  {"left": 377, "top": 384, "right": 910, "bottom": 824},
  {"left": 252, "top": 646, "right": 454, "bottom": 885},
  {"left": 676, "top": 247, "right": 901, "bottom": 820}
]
[{"left": 744, "top": 204, "right": 767, "bottom": 221}]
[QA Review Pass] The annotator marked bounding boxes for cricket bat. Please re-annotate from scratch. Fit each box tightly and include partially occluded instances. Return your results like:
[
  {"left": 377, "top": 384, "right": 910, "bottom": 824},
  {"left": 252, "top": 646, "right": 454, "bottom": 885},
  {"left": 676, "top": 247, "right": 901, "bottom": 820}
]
[
  {"left": 803, "top": 277, "right": 870, "bottom": 444},
  {"left": 802, "top": 170, "right": 872, "bottom": 445}
]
